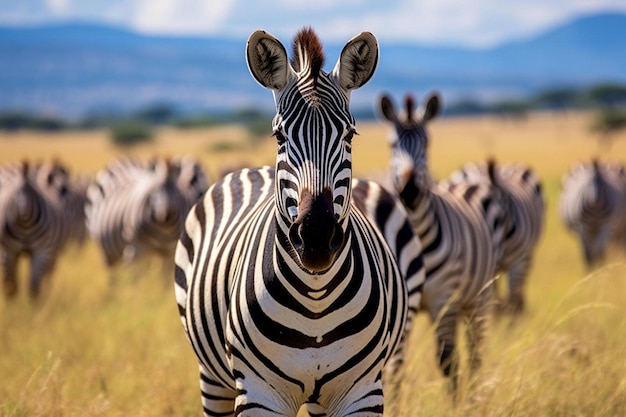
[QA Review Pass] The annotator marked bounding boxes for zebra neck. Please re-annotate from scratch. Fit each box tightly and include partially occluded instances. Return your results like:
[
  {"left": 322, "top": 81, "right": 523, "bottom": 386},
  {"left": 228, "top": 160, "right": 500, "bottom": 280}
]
[
  {"left": 398, "top": 178, "right": 441, "bottom": 235},
  {"left": 399, "top": 176, "right": 434, "bottom": 211}
]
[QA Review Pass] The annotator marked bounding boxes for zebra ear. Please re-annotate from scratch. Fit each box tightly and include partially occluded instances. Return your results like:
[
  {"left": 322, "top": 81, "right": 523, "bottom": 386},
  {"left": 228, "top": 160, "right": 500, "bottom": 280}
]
[
  {"left": 422, "top": 93, "right": 441, "bottom": 123},
  {"left": 378, "top": 94, "right": 397, "bottom": 123},
  {"left": 333, "top": 31, "right": 379, "bottom": 92},
  {"left": 246, "top": 30, "right": 292, "bottom": 91}
]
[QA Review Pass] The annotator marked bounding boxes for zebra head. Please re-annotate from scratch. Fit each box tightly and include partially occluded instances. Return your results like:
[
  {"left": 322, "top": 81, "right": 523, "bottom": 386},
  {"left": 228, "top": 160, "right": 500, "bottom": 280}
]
[
  {"left": 378, "top": 93, "right": 441, "bottom": 194},
  {"left": 246, "top": 27, "right": 378, "bottom": 272}
]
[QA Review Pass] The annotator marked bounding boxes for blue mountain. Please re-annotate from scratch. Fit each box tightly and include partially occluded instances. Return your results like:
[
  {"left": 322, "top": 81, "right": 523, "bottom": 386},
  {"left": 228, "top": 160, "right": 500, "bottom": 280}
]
[{"left": 0, "top": 12, "right": 625, "bottom": 117}]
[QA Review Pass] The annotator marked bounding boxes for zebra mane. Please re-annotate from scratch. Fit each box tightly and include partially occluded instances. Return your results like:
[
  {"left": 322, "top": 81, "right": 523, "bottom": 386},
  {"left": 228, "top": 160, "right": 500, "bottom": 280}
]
[
  {"left": 486, "top": 157, "right": 498, "bottom": 184},
  {"left": 291, "top": 27, "right": 325, "bottom": 78},
  {"left": 405, "top": 94, "right": 415, "bottom": 121}
]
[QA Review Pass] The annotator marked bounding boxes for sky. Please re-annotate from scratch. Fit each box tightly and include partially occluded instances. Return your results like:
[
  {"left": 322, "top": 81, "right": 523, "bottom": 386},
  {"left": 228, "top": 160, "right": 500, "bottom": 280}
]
[{"left": 0, "top": 0, "right": 625, "bottom": 47}]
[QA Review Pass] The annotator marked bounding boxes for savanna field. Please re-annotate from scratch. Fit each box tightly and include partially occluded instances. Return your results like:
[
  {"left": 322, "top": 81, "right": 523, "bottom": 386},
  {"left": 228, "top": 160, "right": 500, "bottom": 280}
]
[{"left": 1, "top": 111, "right": 626, "bottom": 416}]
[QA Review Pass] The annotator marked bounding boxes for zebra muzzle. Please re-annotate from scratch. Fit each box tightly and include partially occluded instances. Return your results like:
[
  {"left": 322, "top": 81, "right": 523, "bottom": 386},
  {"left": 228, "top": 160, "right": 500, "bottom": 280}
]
[{"left": 288, "top": 189, "right": 345, "bottom": 272}]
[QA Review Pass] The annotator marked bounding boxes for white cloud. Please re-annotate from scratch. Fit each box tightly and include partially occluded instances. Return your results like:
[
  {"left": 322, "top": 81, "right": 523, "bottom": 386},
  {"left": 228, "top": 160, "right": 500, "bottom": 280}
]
[
  {"left": 1, "top": 0, "right": 626, "bottom": 45},
  {"left": 131, "top": 0, "right": 234, "bottom": 34},
  {"left": 45, "top": 0, "right": 71, "bottom": 15}
]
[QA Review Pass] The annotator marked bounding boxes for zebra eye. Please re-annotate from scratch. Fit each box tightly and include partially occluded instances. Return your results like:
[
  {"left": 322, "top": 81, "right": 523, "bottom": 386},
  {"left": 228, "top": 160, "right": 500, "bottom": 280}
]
[
  {"left": 273, "top": 130, "right": 287, "bottom": 146},
  {"left": 345, "top": 129, "right": 357, "bottom": 144}
]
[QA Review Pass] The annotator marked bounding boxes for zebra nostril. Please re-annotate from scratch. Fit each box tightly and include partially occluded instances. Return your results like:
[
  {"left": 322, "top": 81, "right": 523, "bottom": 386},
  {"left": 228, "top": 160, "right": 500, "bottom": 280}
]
[
  {"left": 330, "top": 223, "right": 344, "bottom": 252},
  {"left": 288, "top": 223, "right": 303, "bottom": 249}
]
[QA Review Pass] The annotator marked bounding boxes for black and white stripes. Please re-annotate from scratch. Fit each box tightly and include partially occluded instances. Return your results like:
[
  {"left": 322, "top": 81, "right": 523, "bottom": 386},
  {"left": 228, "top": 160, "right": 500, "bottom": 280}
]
[
  {"left": 86, "top": 156, "right": 208, "bottom": 278},
  {"left": 379, "top": 92, "right": 504, "bottom": 391},
  {"left": 560, "top": 159, "right": 626, "bottom": 268},
  {"left": 174, "top": 28, "right": 424, "bottom": 417},
  {"left": 449, "top": 159, "right": 545, "bottom": 314},
  {"left": 0, "top": 161, "right": 70, "bottom": 299}
]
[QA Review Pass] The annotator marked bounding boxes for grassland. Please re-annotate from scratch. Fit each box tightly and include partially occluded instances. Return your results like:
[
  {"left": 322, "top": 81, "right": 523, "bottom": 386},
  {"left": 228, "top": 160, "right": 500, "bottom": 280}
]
[{"left": 0, "top": 111, "right": 625, "bottom": 416}]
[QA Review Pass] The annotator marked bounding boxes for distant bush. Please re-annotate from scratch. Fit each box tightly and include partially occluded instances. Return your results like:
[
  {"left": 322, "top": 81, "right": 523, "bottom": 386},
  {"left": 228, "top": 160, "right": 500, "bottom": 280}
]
[
  {"left": 0, "top": 111, "right": 66, "bottom": 131},
  {"left": 591, "top": 108, "right": 626, "bottom": 134},
  {"left": 134, "top": 103, "right": 178, "bottom": 125},
  {"left": 110, "top": 121, "right": 153, "bottom": 146},
  {"left": 173, "top": 115, "right": 221, "bottom": 129},
  {"left": 207, "top": 140, "right": 247, "bottom": 153}
]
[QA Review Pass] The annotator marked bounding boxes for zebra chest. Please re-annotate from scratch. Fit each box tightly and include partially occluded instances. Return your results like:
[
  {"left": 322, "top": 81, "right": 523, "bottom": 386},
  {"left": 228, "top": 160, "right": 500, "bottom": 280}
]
[{"left": 223, "top": 251, "right": 389, "bottom": 384}]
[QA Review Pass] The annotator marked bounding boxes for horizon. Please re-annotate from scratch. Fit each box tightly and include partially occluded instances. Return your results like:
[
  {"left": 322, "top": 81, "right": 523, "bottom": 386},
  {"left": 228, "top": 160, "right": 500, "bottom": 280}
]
[{"left": 1, "top": 7, "right": 625, "bottom": 119}]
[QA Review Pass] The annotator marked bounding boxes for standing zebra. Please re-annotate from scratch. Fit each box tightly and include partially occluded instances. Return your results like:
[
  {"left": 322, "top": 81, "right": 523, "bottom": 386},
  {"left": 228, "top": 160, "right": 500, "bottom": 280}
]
[
  {"left": 560, "top": 159, "right": 626, "bottom": 268},
  {"left": 449, "top": 159, "right": 545, "bottom": 315},
  {"left": 46, "top": 160, "right": 92, "bottom": 249},
  {"left": 378, "top": 92, "right": 504, "bottom": 392},
  {"left": 174, "top": 28, "right": 424, "bottom": 417},
  {"left": 86, "top": 155, "right": 208, "bottom": 282},
  {"left": 0, "top": 161, "right": 70, "bottom": 300}
]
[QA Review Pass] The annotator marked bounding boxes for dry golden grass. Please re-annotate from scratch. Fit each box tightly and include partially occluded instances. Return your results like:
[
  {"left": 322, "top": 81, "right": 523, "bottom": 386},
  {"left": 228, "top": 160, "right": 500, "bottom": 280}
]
[{"left": 1, "top": 111, "right": 625, "bottom": 416}]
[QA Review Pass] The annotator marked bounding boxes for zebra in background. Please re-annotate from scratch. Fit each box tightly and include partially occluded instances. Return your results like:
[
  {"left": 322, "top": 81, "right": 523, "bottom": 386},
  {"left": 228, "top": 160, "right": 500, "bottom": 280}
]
[
  {"left": 46, "top": 160, "right": 92, "bottom": 249},
  {"left": 174, "top": 28, "right": 425, "bottom": 417},
  {"left": 86, "top": 155, "right": 208, "bottom": 283},
  {"left": 378, "top": 92, "right": 504, "bottom": 393},
  {"left": 0, "top": 161, "right": 70, "bottom": 300},
  {"left": 560, "top": 159, "right": 626, "bottom": 269},
  {"left": 449, "top": 159, "right": 545, "bottom": 315}
]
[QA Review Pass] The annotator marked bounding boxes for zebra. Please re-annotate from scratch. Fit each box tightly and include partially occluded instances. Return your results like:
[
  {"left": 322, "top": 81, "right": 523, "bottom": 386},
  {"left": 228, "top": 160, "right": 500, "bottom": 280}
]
[
  {"left": 0, "top": 160, "right": 70, "bottom": 300},
  {"left": 449, "top": 159, "right": 545, "bottom": 315},
  {"left": 174, "top": 28, "right": 425, "bottom": 417},
  {"left": 86, "top": 155, "right": 208, "bottom": 282},
  {"left": 560, "top": 159, "right": 626, "bottom": 269},
  {"left": 378, "top": 92, "right": 504, "bottom": 392},
  {"left": 45, "top": 159, "right": 92, "bottom": 249}
]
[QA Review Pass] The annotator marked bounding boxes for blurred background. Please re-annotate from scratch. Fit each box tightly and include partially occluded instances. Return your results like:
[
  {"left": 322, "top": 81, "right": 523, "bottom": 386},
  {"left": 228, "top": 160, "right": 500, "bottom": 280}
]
[{"left": 1, "top": 0, "right": 626, "bottom": 127}]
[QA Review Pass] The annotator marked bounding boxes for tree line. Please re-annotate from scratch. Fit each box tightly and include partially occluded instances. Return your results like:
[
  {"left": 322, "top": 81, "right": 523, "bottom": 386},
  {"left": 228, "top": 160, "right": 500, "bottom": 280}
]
[{"left": 1, "top": 82, "right": 626, "bottom": 145}]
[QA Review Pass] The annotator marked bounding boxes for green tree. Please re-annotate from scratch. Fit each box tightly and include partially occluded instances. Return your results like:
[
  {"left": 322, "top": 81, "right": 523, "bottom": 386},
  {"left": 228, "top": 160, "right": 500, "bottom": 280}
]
[{"left": 110, "top": 121, "right": 154, "bottom": 146}]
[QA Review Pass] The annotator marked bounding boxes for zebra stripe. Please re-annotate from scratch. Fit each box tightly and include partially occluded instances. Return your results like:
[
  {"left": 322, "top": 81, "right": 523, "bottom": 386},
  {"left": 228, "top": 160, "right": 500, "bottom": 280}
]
[
  {"left": 449, "top": 159, "right": 545, "bottom": 315},
  {"left": 0, "top": 161, "right": 69, "bottom": 300},
  {"left": 175, "top": 28, "right": 424, "bottom": 417},
  {"left": 86, "top": 156, "right": 208, "bottom": 277},
  {"left": 379, "top": 92, "right": 504, "bottom": 392},
  {"left": 45, "top": 160, "right": 92, "bottom": 249},
  {"left": 560, "top": 159, "right": 626, "bottom": 268}
]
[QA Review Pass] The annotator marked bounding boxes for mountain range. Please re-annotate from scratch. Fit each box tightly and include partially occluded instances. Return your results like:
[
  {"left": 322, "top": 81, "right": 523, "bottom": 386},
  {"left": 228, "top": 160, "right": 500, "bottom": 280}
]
[{"left": 1, "top": 12, "right": 625, "bottom": 118}]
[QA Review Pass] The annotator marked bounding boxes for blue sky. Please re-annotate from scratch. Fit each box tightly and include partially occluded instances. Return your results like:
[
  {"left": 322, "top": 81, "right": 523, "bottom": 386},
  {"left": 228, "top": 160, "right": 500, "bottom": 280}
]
[{"left": 0, "top": 0, "right": 625, "bottom": 47}]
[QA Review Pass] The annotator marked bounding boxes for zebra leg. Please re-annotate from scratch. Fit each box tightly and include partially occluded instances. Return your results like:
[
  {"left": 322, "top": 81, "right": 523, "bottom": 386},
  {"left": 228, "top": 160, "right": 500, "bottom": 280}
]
[
  {"left": 433, "top": 307, "right": 460, "bottom": 394},
  {"left": 383, "top": 327, "right": 410, "bottom": 403},
  {"left": 199, "top": 365, "right": 236, "bottom": 417},
  {"left": 507, "top": 259, "right": 531, "bottom": 315},
  {"left": 29, "top": 250, "right": 57, "bottom": 300},
  {"left": 464, "top": 300, "right": 491, "bottom": 377},
  {"left": 1, "top": 249, "right": 19, "bottom": 299}
]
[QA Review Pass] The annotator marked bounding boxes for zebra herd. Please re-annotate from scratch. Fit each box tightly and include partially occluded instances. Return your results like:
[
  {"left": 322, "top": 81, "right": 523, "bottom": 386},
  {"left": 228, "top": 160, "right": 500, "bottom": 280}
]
[
  {"left": 86, "top": 155, "right": 209, "bottom": 285},
  {"left": 0, "top": 155, "right": 209, "bottom": 299},
  {"left": 1, "top": 26, "right": 625, "bottom": 416}
]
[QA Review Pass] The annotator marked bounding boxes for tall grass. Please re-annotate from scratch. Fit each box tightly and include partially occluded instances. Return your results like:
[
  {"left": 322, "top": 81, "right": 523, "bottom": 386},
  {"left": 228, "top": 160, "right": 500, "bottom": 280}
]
[{"left": 0, "top": 111, "right": 625, "bottom": 416}]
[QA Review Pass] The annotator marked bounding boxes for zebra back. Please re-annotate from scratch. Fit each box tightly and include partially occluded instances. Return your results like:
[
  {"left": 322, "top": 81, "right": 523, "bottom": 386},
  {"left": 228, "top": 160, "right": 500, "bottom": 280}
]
[{"left": 449, "top": 159, "right": 546, "bottom": 313}]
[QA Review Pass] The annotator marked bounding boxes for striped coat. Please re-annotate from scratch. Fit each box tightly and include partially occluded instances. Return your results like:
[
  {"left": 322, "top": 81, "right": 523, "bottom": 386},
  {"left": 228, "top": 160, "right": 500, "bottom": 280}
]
[
  {"left": 379, "top": 92, "right": 504, "bottom": 392},
  {"left": 449, "top": 159, "right": 545, "bottom": 314},
  {"left": 86, "top": 156, "right": 208, "bottom": 276},
  {"left": 175, "top": 28, "right": 424, "bottom": 417},
  {"left": 560, "top": 159, "right": 626, "bottom": 268},
  {"left": 0, "top": 161, "right": 70, "bottom": 299}
]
